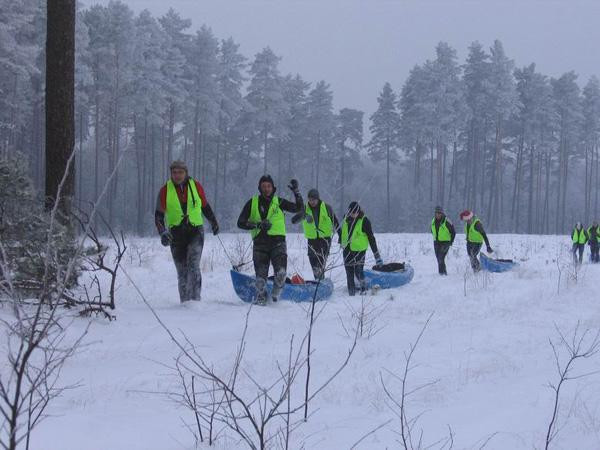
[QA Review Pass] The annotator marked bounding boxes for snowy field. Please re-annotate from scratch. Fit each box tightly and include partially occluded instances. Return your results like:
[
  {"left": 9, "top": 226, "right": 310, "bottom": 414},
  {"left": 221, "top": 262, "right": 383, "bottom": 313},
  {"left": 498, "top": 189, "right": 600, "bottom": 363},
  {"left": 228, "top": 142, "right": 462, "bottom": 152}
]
[{"left": 31, "top": 232, "right": 600, "bottom": 450}]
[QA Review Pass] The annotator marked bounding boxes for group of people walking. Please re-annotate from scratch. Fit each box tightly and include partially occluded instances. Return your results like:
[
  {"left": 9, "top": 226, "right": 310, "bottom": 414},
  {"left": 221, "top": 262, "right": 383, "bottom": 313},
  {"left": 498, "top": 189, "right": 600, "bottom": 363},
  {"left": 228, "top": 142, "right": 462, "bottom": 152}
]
[
  {"left": 430, "top": 207, "right": 494, "bottom": 275},
  {"left": 235, "top": 174, "right": 382, "bottom": 304},
  {"left": 155, "top": 161, "right": 595, "bottom": 306},
  {"left": 571, "top": 222, "right": 600, "bottom": 265},
  {"left": 155, "top": 162, "right": 381, "bottom": 305}
]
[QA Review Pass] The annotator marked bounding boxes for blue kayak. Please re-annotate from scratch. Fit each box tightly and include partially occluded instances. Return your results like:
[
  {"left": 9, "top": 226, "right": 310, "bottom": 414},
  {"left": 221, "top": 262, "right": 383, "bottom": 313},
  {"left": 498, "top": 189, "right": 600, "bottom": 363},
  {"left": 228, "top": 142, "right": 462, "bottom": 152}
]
[
  {"left": 230, "top": 270, "right": 334, "bottom": 303},
  {"left": 363, "top": 265, "right": 414, "bottom": 289},
  {"left": 480, "top": 253, "right": 518, "bottom": 273}
]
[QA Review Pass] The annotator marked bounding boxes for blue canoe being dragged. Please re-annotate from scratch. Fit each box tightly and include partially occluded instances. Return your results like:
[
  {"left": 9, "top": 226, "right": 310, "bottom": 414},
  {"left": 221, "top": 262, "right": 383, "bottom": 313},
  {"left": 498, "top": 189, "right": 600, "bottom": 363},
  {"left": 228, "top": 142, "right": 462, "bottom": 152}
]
[
  {"left": 363, "top": 264, "right": 414, "bottom": 290},
  {"left": 230, "top": 270, "right": 334, "bottom": 303},
  {"left": 480, "top": 253, "right": 518, "bottom": 273}
]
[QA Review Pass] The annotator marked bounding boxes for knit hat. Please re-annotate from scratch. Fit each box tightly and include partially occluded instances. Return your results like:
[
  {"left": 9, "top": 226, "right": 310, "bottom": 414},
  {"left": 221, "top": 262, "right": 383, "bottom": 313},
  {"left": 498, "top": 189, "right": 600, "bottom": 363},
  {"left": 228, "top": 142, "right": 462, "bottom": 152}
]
[
  {"left": 308, "top": 189, "right": 320, "bottom": 200},
  {"left": 459, "top": 210, "right": 473, "bottom": 221},
  {"left": 258, "top": 174, "right": 276, "bottom": 194},
  {"left": 434, "top": 205, "right": 444, "bottom": 214},
  {"left": 169, "top": 160, "right": 188, "bottom": 172},
  {"left": 347, "top": 201, "right": 361, "bottom": 215}
]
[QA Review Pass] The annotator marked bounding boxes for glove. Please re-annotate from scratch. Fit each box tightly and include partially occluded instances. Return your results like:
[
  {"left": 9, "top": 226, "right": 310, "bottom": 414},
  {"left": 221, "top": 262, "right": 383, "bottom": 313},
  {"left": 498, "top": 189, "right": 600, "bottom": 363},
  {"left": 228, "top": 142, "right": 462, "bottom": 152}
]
[
  {"left": 288, "top": 179, "right": 299, "bottom": 193},
  {"left": 211, "top": 220, "right": 219, "bottom": 236},
  {"left": 160, "top": 230, "right": 172, "bottom": 247},
  {"left": 304, "top": 214, "right": 314, "bottom": 223},
  {"left": 291, "top": 212, "right": 305, "bottom": 225},
  {"left": 374, "top": 252, "right": 383, "bottom": 266},
  {"left": 486, "top": 245, "right": 493, "bottom": 254},
  {"left": 258, "top": 220, "right": 272, "bottom": 231}
]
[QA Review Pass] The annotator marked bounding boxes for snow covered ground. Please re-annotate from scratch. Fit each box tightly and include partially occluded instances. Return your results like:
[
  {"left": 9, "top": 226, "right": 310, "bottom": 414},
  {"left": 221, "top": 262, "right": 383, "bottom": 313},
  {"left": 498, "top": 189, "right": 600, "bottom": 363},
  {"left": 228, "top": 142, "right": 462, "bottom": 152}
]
[{"left": 32, "top": 233, "right": 600, "bottom": 449}]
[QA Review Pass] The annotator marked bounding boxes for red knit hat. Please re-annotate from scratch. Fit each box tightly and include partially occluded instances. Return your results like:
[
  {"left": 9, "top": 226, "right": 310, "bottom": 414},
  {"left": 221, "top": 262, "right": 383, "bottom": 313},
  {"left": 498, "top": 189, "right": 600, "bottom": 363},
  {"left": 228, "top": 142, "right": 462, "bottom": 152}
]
[{"left": 460, "top": 210, "right": 473, "bottom": 221}]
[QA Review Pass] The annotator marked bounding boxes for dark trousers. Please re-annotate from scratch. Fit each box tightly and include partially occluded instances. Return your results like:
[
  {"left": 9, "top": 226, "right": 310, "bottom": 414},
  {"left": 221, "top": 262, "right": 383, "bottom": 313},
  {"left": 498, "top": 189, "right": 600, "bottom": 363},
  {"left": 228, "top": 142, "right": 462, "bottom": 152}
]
[
  {"left": 434, "top": 242, "right": 451, "bottom": 275},
  {"left": 590, "top": 240, "right": 599, "bottom": 263},
  {"left": 572, "top": 243, "right": 585, "bottom": 265},
  {"left": 466, "top": 242, "right": 482, "bottom": 272},
  {"left": 253, "top": 241, "right": 287, "bottom": 302},
  {"left": 343, "top": 248, "right": 366, "bottom": 295},
  {"left": 307, "top": 238, "right": 331, "bottom": 279},
  {"left": 170, "top": 226, "right": 204, "bottom": 303}
]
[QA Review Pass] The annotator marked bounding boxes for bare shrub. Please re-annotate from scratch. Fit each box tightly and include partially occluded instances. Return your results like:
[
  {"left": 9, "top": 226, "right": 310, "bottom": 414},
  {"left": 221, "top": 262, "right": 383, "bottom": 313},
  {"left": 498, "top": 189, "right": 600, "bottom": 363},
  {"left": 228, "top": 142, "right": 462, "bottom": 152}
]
[{"left": 544, "top": 323, "right": 600, "bottom": 450}]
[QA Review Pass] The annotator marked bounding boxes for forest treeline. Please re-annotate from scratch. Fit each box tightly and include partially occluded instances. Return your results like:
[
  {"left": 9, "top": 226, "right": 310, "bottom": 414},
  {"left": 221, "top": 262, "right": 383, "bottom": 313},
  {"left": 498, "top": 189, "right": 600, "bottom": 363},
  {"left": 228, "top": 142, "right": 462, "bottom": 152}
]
[{"left": 2, "top": 0, "right": 599, "bottom": 234}]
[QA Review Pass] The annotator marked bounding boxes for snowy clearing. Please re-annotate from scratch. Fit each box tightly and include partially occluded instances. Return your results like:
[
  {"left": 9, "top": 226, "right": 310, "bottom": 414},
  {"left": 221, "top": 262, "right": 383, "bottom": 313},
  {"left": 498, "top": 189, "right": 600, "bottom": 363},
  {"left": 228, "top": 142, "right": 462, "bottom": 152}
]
[{"left": 30, "top": 233, "right": 600, "bottom": 450}]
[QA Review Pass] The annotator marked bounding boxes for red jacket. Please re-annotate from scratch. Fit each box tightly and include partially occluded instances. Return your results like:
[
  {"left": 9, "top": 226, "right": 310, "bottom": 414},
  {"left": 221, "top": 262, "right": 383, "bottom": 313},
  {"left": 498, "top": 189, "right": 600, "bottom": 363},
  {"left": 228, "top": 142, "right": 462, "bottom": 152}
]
[{"left": 156, "top": 179, "right": 208, "bottom": 214}]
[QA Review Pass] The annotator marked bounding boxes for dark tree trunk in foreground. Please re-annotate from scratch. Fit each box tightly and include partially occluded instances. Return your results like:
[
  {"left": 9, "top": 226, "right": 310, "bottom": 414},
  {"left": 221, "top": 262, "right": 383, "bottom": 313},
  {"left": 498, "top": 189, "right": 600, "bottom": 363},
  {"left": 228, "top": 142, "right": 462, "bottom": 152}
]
[{"left": 45, "top": 0, "right": 75, "bottom": 216}]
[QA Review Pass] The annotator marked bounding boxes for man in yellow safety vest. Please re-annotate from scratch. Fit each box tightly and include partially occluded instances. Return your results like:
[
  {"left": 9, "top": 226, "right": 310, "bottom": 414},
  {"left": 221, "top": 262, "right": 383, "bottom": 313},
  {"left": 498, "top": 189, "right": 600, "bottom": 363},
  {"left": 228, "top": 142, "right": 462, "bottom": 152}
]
[
  {"left": 237, "top": 175, "right": 303, "bottom": 305},
  {"left": 155, "top": 160, "right": 219, "bottom": 303},
  {"left": 571, "top": 222, "right": 588, "bottom": 266},
  {"left": 341, "top": 201, "right": 383, "bottom": 296},
  {"left": 431, "top": 206, "right": 456, "bottom": 275},
  {"left": 298, "top": 189, "right": 339, "bottom": 279},
  {"left": 459, "top": 210, "right": 493, "bottom": 272}
]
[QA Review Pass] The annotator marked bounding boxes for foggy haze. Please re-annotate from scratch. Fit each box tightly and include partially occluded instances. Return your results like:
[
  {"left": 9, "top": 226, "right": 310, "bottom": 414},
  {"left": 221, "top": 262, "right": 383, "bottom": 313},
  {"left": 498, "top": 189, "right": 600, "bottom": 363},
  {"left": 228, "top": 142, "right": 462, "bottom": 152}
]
[{"left": 93, "top": 0, "right": 600, "bottom": 115}]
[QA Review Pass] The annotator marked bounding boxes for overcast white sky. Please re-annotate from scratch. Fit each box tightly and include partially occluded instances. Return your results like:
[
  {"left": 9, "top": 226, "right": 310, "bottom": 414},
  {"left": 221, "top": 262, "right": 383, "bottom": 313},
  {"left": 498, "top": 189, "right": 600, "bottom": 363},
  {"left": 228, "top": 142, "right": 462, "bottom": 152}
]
[{"left": 93, "top": 0, "right": 600, "bottom": 116}]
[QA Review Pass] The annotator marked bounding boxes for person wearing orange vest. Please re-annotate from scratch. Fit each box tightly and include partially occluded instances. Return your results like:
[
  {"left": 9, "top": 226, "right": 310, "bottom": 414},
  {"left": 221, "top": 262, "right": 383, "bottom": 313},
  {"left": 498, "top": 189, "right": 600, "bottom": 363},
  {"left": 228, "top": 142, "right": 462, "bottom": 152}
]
[
  {"left": 459, "top": 210, "right": 492, "bottom": 272},
  {"left": 571, "top": 222, "right": 588, "bottom": 266},
  {"left": 236, "top": 175, "right": 303, "bottom": 305},
  {"left": 341, "top": 201, "right": 382, "bottom": 296},
  {"left": 155, "top": 160, "right": 219, "bottom": 303},
  {"left": 431, "top": 206, "right": 456, "bottom": 275}
]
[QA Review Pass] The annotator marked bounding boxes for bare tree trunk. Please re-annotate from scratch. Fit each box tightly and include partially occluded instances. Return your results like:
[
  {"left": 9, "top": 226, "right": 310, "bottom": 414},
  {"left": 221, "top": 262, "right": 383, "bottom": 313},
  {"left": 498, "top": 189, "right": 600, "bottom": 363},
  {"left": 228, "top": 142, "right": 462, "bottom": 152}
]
[
  {"left": 263, "top": 122, "right": 268, "bottom": 174},
  {"left": 527, "top": 143, "right": 535, "bottom": 234},
  {"left": 45, "top": 0, "right": 75, "bottom": 217},
  {"left": 441, "top": 142, "right": 447, "bottom": 208},
  {"left": 316, "top": 130, "right": 321, "bottom": 190},
  {"left": 340, "top": 140, "right": 345, "bottom": 213},
  {"left": 555, "top": 134, "right": 564, "bottom": 233},
  {"left": 448, "top": 140, "right": 457, "bottom": 202},
  {"left": 386, "top": 135, "right": 391, "bottom": 231},
  {"left": 161, "top": 124, "right": 166, "bottom": 180},
  {"left": 585, "top": 144, "right": 590, "bottom": 223},
  {"left": 167, "top": 102, "right": 175, "bottom": 165},
  {"left": 511, "top": 132, "right": 524, "bottom": 232},
  {"left": 77, "top": 109, "right": 84, "bottom": 206},
  {"left": 544, "top": 151, "right": 551, "bottom": 234},
  {"left": 193, "top": 102, "right": 199, "bottom": 176},
  {"left": 414, "top": 139, "right": 421, "bottom": 188},
  {"left": 150, "top": 124, "right": 156, "bottom": 210},
  {"left": 215, "top": 124, "right": 221, "bottom": 212},
  {"left": 592, "top": 143, "right": 600, "bottom": 220},
  {"left": 134, "top": 114, "right": 144, "bottom": 235},
  {"left": 561, "top": 139, "right": 569, "bottom": 232},
  {"left": 429, "top": 142, "right": 434, "bottom": 202}
]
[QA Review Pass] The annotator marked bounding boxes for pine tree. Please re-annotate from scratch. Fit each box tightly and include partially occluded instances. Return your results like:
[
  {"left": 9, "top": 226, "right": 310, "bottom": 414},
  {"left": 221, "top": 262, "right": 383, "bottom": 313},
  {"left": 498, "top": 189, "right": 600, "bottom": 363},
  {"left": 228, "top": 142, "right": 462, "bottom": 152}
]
[
  {"left": 337, "top": 108, "right": 363, "bottom": 213},
  {"left": 582, "top": 77, "right": 600, "bottom": 222},
  {"left": 281, "top": 74, "right": 310, "bottom": 182},
  {"left": 158, "top": 8, "right": 189, "bottom": 174},
  {"left": 367, "top": 82, "right": 399, "bottom": 230},
  {"left": 485, "top": 40, "right": 518, "bottom": 229},
  {"left": 463, "top": 41, "right": 491, "bottom": 211},
  {"left": 513, "top": 63, "right": 553, "bottom": 233},
  {"left": 216, "top": 37, "right": 246, "bottom": 215},
  {"left": 307, "top": 80, "right": 335, "bottom": 189},
  {"left": 131, "top": 9, "right": 168, "bottom": 234},
  {"left": 246, "top": 47, "right": 287, "bottom": 175},
  {"left": 552, "top": 72, "right": 582, "bottom": 232}
]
